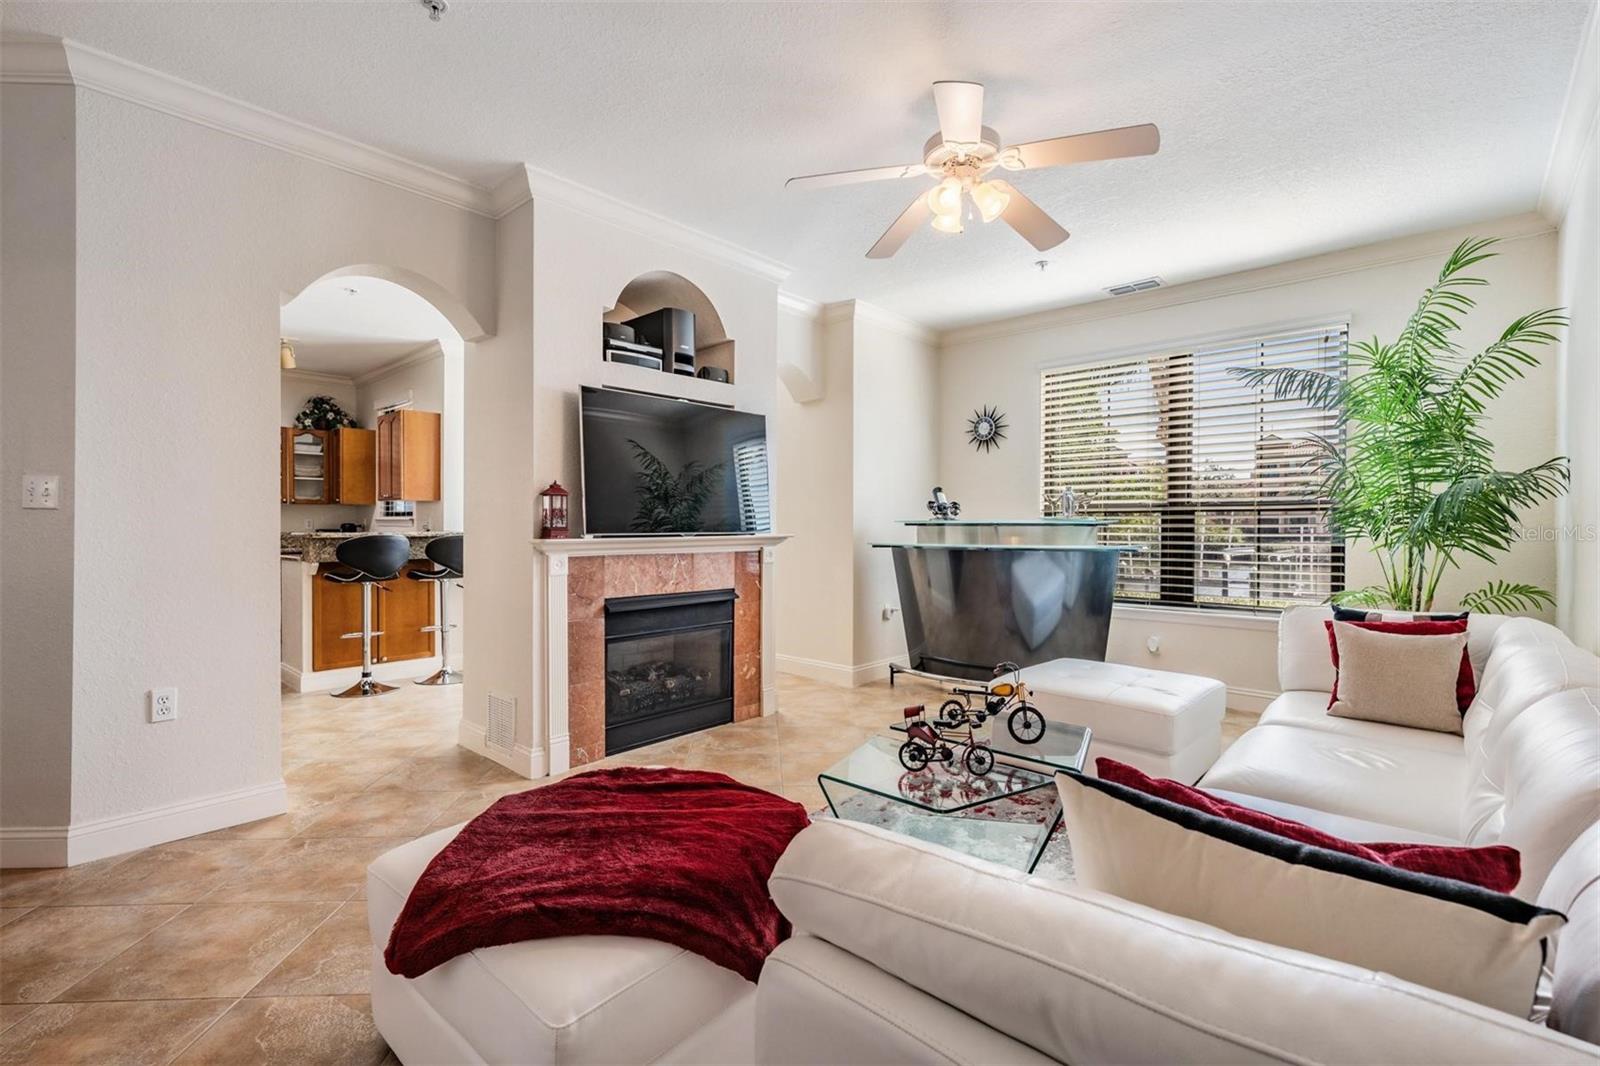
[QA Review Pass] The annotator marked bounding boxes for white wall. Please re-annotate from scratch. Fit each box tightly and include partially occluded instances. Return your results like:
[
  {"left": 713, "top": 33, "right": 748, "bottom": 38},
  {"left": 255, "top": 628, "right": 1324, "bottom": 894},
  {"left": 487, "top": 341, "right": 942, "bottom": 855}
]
[
  {"left": 1, "top": 77, "right": 496, "bottom": 863},
  {"left": 774, "top": 305, "right": 854, "bottom": 677},
  {"left": 849, "top": 308, "right": 939, "bottom": 673},
  {"left": 938, "top": 216, "right": 1563, "bottom": 704},
  {"left": 279, "top": 370, "right": 367, "bottom": 533},
  {"left": 1556, "top": 106, "right": 1598, "bottom": 653}
]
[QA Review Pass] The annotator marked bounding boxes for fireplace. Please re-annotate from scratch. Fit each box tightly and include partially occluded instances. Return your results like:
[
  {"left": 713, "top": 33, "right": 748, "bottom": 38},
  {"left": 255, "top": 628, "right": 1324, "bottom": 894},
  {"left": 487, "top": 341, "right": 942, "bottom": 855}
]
[{"left": 603, "top": 588, "right": 736, "bottom": 753}]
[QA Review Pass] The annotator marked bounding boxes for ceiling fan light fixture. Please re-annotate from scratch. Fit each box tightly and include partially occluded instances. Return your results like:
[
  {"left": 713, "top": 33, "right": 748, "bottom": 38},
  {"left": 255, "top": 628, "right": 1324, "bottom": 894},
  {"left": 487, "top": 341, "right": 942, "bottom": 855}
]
[
  {"left": 969, "top": 180, "right": 1010, "bottom": 223},
  {"left": 930, "top": 211, "right": 964, "bottom": 235},
  {"left": 925, "top": 177, "right": 963, "bottom": 219}
]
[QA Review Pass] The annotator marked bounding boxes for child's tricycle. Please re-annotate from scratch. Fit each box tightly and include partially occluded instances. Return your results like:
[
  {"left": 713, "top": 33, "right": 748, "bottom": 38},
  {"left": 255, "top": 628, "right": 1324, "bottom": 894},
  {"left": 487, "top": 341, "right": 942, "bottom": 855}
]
[
  {"left": 937, "top": 661, "right": 1047, "bottom": 744},
  {"left": 898, "top": 705, "right": 995, "bottom": 776}
]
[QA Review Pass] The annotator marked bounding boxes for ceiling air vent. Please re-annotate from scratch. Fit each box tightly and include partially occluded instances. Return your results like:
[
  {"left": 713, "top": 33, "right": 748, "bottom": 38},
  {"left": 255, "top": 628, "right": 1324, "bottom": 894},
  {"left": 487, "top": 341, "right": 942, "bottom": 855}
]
[{"left": 1106, "top": 277, "right": 1163, "bottom": 296}]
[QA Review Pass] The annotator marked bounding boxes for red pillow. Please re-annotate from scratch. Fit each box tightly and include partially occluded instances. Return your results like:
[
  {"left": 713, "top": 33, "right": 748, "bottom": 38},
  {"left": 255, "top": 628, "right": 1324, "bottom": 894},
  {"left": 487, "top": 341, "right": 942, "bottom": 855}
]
[
  {"left": 1324, "top": 618, "right": 1475, "bottom": 714},
  {"left": 1095, "top": 757, "right": 1520, "bottom": 892}
]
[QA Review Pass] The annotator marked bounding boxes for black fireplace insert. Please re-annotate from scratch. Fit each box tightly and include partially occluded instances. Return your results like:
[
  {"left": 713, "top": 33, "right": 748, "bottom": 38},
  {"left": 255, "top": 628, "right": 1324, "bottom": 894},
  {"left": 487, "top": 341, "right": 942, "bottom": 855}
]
[{"left": 603, "top": 588, "right": 735, "bottom": 753}]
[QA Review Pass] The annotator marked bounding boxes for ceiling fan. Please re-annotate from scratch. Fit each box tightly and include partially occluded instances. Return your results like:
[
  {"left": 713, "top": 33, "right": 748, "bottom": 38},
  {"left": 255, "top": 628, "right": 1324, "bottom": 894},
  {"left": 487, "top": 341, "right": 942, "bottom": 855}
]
[{"left": 785, "top": 81, "right": 1159, "bottom": 259}]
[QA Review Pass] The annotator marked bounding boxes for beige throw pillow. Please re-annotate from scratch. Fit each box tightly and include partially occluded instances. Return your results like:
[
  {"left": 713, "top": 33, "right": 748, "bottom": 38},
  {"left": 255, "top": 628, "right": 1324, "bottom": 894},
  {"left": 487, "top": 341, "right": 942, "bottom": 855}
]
[{"left": 1329, "top": 621, "right": 1468, "bottom": 734}]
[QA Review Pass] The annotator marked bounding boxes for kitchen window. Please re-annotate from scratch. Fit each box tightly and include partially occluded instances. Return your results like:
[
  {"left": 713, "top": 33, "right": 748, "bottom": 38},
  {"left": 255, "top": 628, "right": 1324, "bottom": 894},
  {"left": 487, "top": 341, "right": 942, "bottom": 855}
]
[{"left": 1040, "top": 322, "right": 1347, "bottom": 612}]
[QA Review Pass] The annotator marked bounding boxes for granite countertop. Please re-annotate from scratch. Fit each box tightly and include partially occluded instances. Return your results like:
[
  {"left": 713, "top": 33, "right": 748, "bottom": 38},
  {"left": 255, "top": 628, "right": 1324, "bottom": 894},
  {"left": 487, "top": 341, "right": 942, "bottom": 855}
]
[{"left": 281, "top": 530, "right": 462, "bottom": 564}]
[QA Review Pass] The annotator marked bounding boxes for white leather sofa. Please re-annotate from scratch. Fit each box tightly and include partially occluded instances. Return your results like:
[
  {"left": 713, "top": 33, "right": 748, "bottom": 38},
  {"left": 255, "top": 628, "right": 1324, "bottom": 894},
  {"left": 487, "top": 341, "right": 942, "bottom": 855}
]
[
  {"left": 755, "top": 608, "right": 1600, "bottom": 1063},
  {"left": 372, "top": 608, "right": 1600, "bottom": 1063}
]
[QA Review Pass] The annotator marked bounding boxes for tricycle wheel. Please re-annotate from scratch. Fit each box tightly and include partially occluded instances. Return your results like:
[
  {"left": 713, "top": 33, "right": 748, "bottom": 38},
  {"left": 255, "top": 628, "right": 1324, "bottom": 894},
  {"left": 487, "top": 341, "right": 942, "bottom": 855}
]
[
  {"left": 1008, "top": 703, "right": 1046, "bottom": 744},
  {"left": 939, "top": 699, "right": 969, "bottom": 724},
  {"left": 963, "top": 744, "right": 995, "bottom": 776},
  {"left": 899, "top": 741, "right": 929, "bottom": 771}
]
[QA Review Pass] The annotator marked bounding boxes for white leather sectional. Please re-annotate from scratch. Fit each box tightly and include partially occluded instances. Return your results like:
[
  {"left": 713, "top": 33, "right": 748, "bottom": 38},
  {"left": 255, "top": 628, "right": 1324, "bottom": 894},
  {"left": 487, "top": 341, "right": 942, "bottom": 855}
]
[{"left": 369, "top": 607, "right": 1600, "bottom": 1063}]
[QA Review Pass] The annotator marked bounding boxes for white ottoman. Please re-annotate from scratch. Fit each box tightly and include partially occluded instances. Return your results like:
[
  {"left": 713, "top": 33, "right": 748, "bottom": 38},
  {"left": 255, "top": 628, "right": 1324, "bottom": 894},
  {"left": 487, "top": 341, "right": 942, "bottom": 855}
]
[
  {"left": 368, "top": 825, "right": 755, "bottom": 1065},
  {"left": 1018, "top": 659, "right": 1226, "bottom": 783}
]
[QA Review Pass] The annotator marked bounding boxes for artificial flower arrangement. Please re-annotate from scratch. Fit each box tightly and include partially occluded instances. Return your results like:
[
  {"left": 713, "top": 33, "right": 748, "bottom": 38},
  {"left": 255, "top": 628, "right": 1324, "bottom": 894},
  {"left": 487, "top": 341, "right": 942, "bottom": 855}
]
[{"left": 294, "top": 395, "right": 359, "bottom": 431}]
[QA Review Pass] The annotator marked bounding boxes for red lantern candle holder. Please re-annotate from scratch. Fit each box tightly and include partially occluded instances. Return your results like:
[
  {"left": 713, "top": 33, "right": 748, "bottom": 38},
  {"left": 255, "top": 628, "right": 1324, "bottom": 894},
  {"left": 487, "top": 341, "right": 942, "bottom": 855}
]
[{"left": 539, "top": 481, "right": 571, "bottom": 539}]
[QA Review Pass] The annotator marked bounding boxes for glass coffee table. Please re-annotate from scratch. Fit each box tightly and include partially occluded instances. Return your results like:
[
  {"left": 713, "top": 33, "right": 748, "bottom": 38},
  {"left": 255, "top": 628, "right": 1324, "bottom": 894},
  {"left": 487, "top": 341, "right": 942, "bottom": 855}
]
[{"left": 818, "top": 720, "right": 1091, "bottom": 873}]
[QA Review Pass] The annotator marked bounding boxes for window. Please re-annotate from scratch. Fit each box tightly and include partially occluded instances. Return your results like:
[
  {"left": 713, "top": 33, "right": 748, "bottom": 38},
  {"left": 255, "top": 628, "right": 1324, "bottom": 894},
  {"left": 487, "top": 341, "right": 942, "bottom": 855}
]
[
  {"left": 732, "top": 437, "right": 772, "bottom": 533},
  {"left": 1040, "top": 323, "right": 1347, "bottom": 612}
]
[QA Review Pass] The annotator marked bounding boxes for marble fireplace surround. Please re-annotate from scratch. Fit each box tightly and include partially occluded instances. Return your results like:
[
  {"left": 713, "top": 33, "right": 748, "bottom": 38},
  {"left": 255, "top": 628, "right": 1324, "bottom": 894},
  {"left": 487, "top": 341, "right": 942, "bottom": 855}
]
[{"left": 533, "top": 534, "right": 788, "bottom": 774}]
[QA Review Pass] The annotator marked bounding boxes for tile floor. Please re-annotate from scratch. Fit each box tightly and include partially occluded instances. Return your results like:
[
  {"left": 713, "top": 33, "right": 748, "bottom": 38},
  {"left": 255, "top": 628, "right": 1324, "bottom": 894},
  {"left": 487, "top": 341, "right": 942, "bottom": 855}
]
[{"left": 0, "top": 672, "right": 1257, "bottom": 1064}]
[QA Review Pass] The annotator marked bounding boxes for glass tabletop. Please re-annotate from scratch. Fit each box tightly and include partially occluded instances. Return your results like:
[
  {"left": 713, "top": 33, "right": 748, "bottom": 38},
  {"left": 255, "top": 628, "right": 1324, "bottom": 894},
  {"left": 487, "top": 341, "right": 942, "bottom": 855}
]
[
  {"left": 818, "top": 734, "right": 1058, "bottom": 814},
  {"left": 889, "top": 717, "right": 1092, "bottom": 776}
]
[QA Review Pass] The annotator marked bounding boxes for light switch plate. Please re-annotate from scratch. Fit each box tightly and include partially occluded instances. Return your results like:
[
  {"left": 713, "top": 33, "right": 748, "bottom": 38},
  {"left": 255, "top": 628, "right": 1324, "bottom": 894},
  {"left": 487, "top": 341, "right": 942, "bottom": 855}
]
[{"left": 22, "top": 474, "right": 59, "bottom": 509}]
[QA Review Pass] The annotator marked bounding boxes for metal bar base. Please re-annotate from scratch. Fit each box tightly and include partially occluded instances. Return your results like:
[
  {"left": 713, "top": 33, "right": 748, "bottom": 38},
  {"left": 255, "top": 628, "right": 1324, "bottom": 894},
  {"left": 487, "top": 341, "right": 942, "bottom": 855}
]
[
  {"left": 414, "top": 666, "right": 463, "bottom": 687},
  {"left": 333, "top": 677, "right": 398, "bottom": 699}
]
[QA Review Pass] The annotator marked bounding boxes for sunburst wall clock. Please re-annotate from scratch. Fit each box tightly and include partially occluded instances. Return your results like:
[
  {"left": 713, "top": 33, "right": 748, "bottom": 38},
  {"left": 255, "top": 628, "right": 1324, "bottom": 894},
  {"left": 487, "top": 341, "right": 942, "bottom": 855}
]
[{"left": 967, "top": 406, "right": 1007, "bottom": 452}]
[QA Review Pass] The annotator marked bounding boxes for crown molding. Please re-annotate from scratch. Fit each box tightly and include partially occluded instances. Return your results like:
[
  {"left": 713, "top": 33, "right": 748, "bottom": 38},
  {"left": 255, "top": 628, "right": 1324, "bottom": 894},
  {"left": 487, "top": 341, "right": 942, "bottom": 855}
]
[
  {"left": 494, "top": 163, "right": 790, "bottom": 285},
  {"left": 1539, "top": 2, "right": 1599, "bottom": 223},
  {"left": 354, "top": 340, "right": 444, "bottom": 387},
  {"left": 1, "top": 35, "right": 500, "bottom": 217},
  {"left": 280, "top": 367, "right": 356, "bottom": 387},
  {"left": 941, "top": 212, "right": 1556, "bottom": 348},
  {"left": 777, "top": 291, "right": 823, "bottom": 318},
  {"left": 818, "top": 299, "right": 936, "bottom": 344}
]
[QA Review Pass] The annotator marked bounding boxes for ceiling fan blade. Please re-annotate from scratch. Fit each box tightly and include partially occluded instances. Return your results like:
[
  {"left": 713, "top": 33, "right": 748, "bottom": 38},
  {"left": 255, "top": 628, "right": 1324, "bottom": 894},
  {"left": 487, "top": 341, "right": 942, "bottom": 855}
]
[
  {"left": 932, "top": 80, "right": 984, "bottom": 146},
  {"left": 867, "top": 193, "right": 932, "bottom": 259},
  {"left": 1002, "top": 123, "right": 1160, "bottom": 170},
  {"left": 785, "top": 162, "right": 927, "bottom": 190},
  {"left": 989, "top": 180, "right": 1069, "bottom": 251}
]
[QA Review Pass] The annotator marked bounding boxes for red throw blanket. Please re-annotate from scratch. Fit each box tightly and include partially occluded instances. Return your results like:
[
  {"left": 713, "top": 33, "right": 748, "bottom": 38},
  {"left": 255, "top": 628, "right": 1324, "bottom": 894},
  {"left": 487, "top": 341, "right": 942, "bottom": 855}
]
[{"left": 384, "top": 767, "right": 810, "bottom": 982}]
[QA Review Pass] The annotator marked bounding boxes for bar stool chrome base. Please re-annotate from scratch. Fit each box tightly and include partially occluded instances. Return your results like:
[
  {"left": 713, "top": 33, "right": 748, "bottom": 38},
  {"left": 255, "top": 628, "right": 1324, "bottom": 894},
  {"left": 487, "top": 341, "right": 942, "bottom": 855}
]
[
  {"left": 333, "top": 677, "right": 398, "bottom": 699},
  {"left": 415, "top": 665, "right": 464, "bottom": 687}
]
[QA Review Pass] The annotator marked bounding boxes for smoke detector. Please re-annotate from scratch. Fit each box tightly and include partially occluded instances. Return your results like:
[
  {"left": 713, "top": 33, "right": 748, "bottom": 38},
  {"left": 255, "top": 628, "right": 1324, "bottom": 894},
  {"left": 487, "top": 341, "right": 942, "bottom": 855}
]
[{"left": 1106, "top": 277, "right": 1163, "bottom": 296}]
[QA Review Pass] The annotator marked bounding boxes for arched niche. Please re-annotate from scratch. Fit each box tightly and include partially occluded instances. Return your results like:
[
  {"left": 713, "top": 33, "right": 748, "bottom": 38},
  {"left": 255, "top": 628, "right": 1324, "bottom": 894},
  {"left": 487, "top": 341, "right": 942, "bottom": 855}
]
[{"left": 604, "top": 271, "right": 735, "bottom": 384}]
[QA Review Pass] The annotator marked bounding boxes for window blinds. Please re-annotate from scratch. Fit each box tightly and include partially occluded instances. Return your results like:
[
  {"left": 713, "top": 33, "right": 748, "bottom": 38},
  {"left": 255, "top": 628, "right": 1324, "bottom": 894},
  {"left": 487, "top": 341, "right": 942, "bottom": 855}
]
[
  {"left": 732, "top": 437, "right": 772, "bottom": 533},
  {"left": 1040, "top": 324, "right": 1347, "bottom": 611}
]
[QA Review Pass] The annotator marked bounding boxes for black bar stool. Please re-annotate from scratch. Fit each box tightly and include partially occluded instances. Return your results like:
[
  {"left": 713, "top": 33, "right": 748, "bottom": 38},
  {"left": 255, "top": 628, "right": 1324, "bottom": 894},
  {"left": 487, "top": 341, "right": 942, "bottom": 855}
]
[
  {"left": 409, "top": 534, "right": 464, "bottom": 686},
  {"left": 323, "top": 533, "right": 411, "bottom": 699}
]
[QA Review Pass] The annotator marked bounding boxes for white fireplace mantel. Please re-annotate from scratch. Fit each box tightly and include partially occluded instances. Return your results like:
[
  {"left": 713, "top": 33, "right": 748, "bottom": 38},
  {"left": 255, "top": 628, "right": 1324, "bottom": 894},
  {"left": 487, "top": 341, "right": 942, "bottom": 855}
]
[{"left": 531, "top": 533, "right": 790, "bottom": 775}]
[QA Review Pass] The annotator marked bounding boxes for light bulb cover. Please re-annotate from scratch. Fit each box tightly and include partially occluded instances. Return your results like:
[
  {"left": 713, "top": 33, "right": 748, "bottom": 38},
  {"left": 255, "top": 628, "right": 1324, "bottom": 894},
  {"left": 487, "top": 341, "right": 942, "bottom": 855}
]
[
  {"left": 925, "top": 177, "right": 963, "bottom": 218},
  {"left": 280, "top": 340, "right": 297, "bottom": 370},
  {"left": 970, "top": 180, "right": 1011, "bottom": 223},
  {"left": 931, "top": 212, "right": 964, "bottom": 235}
]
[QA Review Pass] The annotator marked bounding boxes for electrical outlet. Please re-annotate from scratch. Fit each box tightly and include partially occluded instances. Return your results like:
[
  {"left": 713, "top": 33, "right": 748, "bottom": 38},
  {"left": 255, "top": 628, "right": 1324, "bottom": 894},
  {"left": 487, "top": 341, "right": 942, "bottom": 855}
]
[
  {"left": 1146, "top": 635, "right": 1162, "bottom": 655},
  {"left": 303, "top": 518, "right": 313, "bottom": 530},
  {"left": 150, "top": 687, "right": 178, "bottom": 722},
  {"left": 22, "top": 474, "right": 59, "bottom": 509}
]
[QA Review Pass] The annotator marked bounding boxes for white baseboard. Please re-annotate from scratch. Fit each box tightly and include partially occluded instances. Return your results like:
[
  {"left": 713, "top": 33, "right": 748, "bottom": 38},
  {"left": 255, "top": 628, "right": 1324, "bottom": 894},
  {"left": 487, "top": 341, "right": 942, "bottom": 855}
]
[
  {"left": 1226, "top": 686, "right": 1278, "bottom": 714},
  {"left": 776, "top": 654, "right": 909, "bottom": 688},
  {"left": 458, "top": 719, "right": 544, "bottom": 780},
  {"left": 1, "top": 780, "right": 289, "bottom": 869}
]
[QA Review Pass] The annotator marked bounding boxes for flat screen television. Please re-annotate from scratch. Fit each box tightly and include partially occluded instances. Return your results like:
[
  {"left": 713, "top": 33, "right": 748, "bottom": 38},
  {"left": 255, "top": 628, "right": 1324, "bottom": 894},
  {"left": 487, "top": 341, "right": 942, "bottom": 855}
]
[{"left": 579, "top": 386, "right": 772, "bottom": 536}]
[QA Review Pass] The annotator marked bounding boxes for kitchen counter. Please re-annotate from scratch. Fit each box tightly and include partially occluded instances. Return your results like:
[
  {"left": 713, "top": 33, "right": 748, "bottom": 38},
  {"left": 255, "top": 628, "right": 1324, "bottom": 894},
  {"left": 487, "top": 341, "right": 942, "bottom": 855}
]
[{"left": 280, "top": 530, "right": 463, "bottom": 564}]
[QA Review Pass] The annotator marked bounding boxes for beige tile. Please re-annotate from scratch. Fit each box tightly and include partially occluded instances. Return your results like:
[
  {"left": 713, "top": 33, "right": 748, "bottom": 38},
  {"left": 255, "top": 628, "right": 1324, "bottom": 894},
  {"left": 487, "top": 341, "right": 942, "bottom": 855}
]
[
  {"left": 294, "top": 788, "right": 461, "bottom": 838},
  {"left": 172, "top": 995, "right": 387, "bottom": 1066},
  {"left": 0, "top": 999, "right": 231, "bottom": 1065},
  {"left": 364, "top": 748, "right": 520, "bottom": 792},
  {"left": 0, "top": 1005, "right": 38, "bottom": 1035},
  {"left": 0, "top": 905, "right": 184, "bottom": 1003},
  {"left": 58, "top": 902, "right": 336, "bottom": 1001},
  {"left": 0, "top": 854, "right": 135, "bottom": 908},
  {"left": 0, "top": 909, "right": 32, "bottom": 928},
  {"left": 202, "top": 838, "right": 410, "bottom": 903},
  {"left": 284, "top": 757, "right": 404, "bottom": 797},
  {"left": 249, "top": 902, "right": 370, "bottom": 997},
  {"left": 52, "top": 839, "right": 283, "bottom": 906}
]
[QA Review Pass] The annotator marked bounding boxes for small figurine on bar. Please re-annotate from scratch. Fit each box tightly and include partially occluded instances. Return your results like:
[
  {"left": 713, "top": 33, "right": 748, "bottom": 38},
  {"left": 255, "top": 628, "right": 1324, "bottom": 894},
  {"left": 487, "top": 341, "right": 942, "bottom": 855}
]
[
  {"left": 926, "top": 486, "right": 961, "bottom": 520},
  {"left": 898, "top": 704, "right": 996, "bottom": 776},
  {"left": 939, "top": 661, "right": 1047, "bottom": 745}
]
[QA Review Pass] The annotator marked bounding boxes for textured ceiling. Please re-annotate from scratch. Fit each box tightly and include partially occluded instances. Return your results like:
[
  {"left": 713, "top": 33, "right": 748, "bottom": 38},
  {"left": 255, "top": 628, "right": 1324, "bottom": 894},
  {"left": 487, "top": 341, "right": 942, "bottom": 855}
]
[
  {"left": 5, "top": 1, "right": 1589, "bottom": 328},
  {"left": 281, "top": 275, "right": 458, "bottom": 378}
]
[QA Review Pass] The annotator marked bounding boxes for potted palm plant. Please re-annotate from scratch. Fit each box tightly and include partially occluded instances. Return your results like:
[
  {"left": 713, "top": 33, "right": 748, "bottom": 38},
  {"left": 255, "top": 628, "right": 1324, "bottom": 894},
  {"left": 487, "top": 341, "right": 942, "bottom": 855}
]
[{"left": 1232, "top": 237, "right": 1568, "bottom": 613}]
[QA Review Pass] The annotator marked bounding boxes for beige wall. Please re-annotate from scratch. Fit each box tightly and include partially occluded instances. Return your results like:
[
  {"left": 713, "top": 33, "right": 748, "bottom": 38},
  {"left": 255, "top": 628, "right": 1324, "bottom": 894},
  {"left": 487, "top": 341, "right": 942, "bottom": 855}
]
[
  {"left": 2, "top": 79, "right": 497, "bottom": 862},
  {"left": 935, "top": 216, "right": 1562, "bottom": 703},
  {"left": 1, "top": 83, "right": 77, "bottom": 832},
  {"left": 1556, "top": 118, "right": 1598, "bottom": 653}
]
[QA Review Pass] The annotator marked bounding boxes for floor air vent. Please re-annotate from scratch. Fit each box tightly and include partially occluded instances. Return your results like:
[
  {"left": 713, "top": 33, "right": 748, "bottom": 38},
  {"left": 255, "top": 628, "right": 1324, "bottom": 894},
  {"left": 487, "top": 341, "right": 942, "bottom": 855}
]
[
  {"left": 1106, "top": 277, "right": 1163, "bottom": 296},
  {"left": 486, "top": 693, "right": 515, "bottom": 751}
]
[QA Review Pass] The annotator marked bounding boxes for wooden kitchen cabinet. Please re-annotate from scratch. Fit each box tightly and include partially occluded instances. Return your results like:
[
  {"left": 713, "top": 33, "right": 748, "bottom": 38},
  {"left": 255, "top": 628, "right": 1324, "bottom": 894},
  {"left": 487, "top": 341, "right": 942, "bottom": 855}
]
[
  {"left": 310, "top": 560, "right": 437, "bottom": 670},
  {"left": 282, "top": 428, "right": 334, "bottom": 504},
  {"left": 376, "top": 410, "right": 441, "bottom": 502},
  {"left": 334, "top": 427, "right": 377, "bottom": 504}
]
